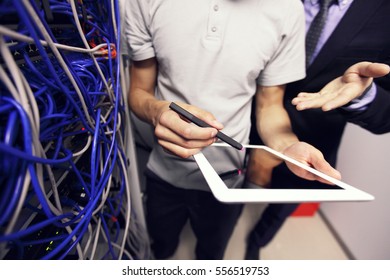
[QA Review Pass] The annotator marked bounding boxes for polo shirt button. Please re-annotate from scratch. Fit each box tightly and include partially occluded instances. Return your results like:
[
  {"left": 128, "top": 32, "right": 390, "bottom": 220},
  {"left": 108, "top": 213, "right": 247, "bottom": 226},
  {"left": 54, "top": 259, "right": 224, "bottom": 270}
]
[
  {"left": 214, "top": 5, "right": 219, "bottom": 11},
  {"left": 211, "top": 26, "right": 217, "bottom": 32}
]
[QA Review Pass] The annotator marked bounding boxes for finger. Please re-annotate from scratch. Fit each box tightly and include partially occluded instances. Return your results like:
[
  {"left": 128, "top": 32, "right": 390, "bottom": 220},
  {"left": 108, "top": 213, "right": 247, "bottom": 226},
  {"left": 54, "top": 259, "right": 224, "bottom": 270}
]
[
  {"left": 159, "top": 109, "right": 219, "bottom": 141},
  {"left": 285, "top": 162, "right": 318, "bottom": 181},
  {"left": 292, "top": 97, "right": 319, "bottom": 109},
  {"left": 158, "top": 139, "right": 202, "bottom": 158},
  {"left": 155, "top": 123, "right": 217, "bottom": 149},
  {"left": 283, "top": 143, "right": 321, "bottom": 181},
  {"left": 287, "top": 157, "right": 340, "bottom": 185},
  {"left": 294, "top": 90, "right": 337, "bottom": 111},
  {"left": 309, "top": 152, "right": 342, "bottom": 185},
  {"left": 296, "top": 92, "right": 320, "bottom": 98},
  {"left": 283, "top": 142, "right": 341, "bottom": 185},
  {"left": 292, "top": 92, "right": 320, "bottom": 105}
]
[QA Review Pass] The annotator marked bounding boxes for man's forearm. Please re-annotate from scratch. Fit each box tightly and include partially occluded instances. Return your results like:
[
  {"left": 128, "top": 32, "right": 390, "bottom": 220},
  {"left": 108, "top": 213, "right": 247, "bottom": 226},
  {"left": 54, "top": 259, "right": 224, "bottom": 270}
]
[
  {"left": 254, "top": 87, "right": 342, "bottom": 183},
  {"left": 256, "top": 86, "right": 299, "bottom": 152},
  {"left": 258, "top": 107, "right": 298, "bottom": 152},
  {"left": 129, "top": 86, "right": 168, "bottom": 126},
  {"left": 128, "top": 58, "right": 166, "bottom": 126}
]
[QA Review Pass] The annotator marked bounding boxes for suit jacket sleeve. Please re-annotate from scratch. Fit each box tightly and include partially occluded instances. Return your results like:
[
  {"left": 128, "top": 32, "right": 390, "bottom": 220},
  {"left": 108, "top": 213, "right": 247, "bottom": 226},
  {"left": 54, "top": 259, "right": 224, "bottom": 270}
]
[{"left": 341, "top": 78, "right": 390, "bottom": 134}]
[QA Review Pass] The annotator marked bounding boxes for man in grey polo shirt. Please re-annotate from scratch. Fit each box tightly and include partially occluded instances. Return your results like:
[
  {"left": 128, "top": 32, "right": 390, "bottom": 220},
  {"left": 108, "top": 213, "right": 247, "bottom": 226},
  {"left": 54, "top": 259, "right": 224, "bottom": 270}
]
[{"left": 125, "top": 0, "right": 340, "bottom": 259}]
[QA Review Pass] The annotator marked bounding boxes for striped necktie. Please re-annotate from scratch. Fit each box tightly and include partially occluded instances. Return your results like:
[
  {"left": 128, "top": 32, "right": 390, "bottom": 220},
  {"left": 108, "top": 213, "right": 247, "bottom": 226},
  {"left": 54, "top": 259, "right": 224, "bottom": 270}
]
[{"left": 305, "top": 0, "right": 336, "bottom": 67}]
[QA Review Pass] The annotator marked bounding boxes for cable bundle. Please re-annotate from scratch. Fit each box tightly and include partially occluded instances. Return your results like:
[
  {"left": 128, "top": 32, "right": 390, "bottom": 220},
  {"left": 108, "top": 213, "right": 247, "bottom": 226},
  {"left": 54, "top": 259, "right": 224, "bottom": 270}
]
[{"left": 0, "top": 0, "right": 150, "bottom": 260}]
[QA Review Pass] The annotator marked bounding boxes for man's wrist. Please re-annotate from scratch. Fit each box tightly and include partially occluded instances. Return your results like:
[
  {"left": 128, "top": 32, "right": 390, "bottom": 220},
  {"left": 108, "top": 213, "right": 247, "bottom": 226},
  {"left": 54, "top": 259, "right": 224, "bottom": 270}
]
[
  {"left": 277, "top": 139, "right": 300, "bottom": 155},
  {"left": 343, "top": 82, "right": 377, "bottom": 111},
  {"left": 151, "top": 100, "right": 170, "bottom": 126}
]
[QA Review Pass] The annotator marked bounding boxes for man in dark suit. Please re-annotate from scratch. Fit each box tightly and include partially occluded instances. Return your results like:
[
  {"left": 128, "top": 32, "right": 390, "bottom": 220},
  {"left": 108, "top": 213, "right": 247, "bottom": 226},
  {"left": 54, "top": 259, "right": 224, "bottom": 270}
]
[{"left": 245, "top": 0, "right": 390, "bottom": 260}]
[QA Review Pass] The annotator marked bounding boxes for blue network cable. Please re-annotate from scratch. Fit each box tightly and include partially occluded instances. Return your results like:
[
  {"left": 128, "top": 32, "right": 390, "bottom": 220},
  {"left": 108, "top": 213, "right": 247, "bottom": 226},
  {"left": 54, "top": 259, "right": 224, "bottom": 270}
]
[{"left": 0, "top": 0, "right": 141, "bottom": 260}]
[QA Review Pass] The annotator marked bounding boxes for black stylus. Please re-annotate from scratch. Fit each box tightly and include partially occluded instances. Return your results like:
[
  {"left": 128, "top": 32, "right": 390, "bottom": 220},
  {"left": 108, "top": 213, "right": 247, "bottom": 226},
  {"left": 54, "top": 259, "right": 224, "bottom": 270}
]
[{"left": 169, "top": 102, "right": 243, "bottom": 150}]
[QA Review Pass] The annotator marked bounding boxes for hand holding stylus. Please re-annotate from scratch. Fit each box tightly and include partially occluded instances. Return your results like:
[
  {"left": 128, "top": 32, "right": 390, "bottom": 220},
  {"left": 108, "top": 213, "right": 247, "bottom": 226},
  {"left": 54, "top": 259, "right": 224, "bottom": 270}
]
[
  {"left": 169, "top": 103, "right": 243, "bottom": 150},
  {"left": 153, "top": 101, "right": 224, "bottom": 158}
]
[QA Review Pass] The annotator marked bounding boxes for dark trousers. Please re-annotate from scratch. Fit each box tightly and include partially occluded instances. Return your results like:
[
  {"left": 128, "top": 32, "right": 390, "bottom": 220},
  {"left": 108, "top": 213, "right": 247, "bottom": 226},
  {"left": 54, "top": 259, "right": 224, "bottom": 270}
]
[
  {"left": 249, "top": 203, "right": 299, "bottom": 247},
  {"left": 145, "top": 171, "right": 243, "bottom": 260}
]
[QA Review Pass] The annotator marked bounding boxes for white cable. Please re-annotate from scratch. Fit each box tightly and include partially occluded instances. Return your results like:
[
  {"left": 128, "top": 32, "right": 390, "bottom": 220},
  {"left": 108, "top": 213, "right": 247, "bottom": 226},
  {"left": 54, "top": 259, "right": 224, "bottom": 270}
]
[
  {"left": 72, "top": 134, "right": 92, "bottom": 157},
  {"left": 44, "top": 142, "right": 53, "bottom": 153},
  {"left": 111, "top": 0, "right": 118, "bottom": 38},
  {"left": 19, "top": 70, "right": 65, "bottom": 214},
  {"left": 111, "top": 243, "right": 133, "bottom": 260},
  {"left": 4, "top": 170, "right": 31, "bottom": 235},
  {"left": 1, "top": 36, "right": 63, "bottom": 215},
  {"left": 16, "top": 46, "right": 62, "bottom": 215},
  {"left": 117, "top": 150, "right": 131, "bottom": 259},
  {"left": 22, "top": 0, "right": 94, "bottom": 127},
  {"left": 0, "top": 64, "right": 21, "bottom": 103},
  {"left": 20, "top": 70, "right": 40, "bottom": 131},
  {"left": 92, "top": 175, "right": 113, "bottom": 216},
  {"left": 81, "top": 223, "right": 94, "bottom": 258},
  {"left": 0, "top": 25, "right": 114, "bottom": 54},
  {"left": 63, "top": 222, "right": 85, "bottom": 260},
  {"left": 0, "top": 37, "right": 29, "bottom": 111},
  {"left": 2, "top": 43, "right": 86, "bottom": 256},
  {"left": 90, "top": 217, "right": 102, "bottom": 260},
  {"left": 96, "top": 222, "right": 133, "bottom": 260},
  {"left": 99, "top": 108, "right": 122, "bottom": 135},
  {"left": 69, "top": 0, "right": 114, "bottom": 102}
]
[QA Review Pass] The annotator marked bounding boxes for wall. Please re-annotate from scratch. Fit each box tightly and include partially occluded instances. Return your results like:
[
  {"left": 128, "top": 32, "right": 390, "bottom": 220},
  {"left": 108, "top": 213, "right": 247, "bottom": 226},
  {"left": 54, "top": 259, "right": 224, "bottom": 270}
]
[{"left": 321, "top": 124, "right": 390, "bottom": 259}]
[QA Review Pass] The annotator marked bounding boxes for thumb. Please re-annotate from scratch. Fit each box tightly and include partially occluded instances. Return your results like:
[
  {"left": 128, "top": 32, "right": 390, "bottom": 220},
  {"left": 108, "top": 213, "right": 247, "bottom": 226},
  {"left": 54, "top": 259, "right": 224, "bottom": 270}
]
[
  {"left": 365, "top": 62, "right": 390, "bottom": 78},
  {"left": 351, "top": 62, "right": 390, "bottom": 78},
  {"left": 310, "top": 153, "right": 342, "bottom": 184},
  {"left": 179, "top": 102, "right": 224, "bottom": 130}
]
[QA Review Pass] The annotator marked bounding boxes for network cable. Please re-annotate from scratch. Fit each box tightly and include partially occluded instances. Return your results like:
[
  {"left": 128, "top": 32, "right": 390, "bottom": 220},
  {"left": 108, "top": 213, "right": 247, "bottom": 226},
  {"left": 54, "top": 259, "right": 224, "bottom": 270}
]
[{"left": 0, "top": 0, "right": 150, "bottom": 260}]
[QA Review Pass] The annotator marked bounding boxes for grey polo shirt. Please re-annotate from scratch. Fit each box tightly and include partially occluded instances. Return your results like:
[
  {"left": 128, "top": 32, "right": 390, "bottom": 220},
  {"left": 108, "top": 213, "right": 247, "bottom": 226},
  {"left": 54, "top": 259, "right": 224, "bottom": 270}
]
[{"left": 125, "top": 0, "right": 306, "bottom": 191}]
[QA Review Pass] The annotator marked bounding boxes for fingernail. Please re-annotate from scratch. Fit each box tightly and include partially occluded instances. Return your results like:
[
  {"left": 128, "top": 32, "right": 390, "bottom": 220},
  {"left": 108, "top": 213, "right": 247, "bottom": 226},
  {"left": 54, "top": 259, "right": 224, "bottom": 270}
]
[
  {"left": 212, "top": 120, "right": 223, "bottom": 127},
  {"left": 211, "top": 130, "right": 217, "bottom": 137},
  {"left": 323, "top": 106, "right": 332, "bottom": 112}
]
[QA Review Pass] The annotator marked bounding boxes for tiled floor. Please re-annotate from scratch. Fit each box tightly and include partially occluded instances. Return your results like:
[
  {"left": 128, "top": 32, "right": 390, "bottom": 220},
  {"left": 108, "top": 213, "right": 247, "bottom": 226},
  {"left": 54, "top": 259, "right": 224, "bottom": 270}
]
[{"left": 169, "top": 204, "right": 348, "bottom": 260}]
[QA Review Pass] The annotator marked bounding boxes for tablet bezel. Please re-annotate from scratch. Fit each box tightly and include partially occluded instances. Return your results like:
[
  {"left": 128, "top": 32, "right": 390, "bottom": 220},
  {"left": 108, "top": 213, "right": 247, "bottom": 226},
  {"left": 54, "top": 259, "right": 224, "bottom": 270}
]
[{"left": 193, "top": 143, "right": 374, "bottom": 203}]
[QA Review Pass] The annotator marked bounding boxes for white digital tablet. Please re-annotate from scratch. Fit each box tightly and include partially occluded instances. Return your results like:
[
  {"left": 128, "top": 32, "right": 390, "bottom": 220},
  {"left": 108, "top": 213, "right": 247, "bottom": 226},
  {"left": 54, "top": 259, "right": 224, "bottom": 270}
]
[{"left": 193, "top": 143, "right": 374, "bottom": 203}]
